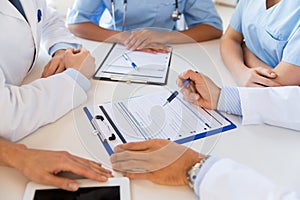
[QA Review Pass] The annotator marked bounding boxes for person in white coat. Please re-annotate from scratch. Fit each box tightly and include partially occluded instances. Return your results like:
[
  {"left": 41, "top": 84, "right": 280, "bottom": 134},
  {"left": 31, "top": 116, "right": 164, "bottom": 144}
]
[
  {"left": 110, "top": 70, "right": 300, "bottom": 199},
  {"left": 0, "top": 0, "right": 112, "bottom": 191},
  {"left": 1, "top": 0, "right": 95, "bottom": 142}
]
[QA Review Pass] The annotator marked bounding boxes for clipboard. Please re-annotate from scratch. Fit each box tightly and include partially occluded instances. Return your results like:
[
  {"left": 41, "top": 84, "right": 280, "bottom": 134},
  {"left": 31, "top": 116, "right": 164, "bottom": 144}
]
[
  {"left": 83, "top": 91, "right": 236, "bottom": 155},
  {"left": 93, "top": 44, "right": 172, "bottom": 85}
]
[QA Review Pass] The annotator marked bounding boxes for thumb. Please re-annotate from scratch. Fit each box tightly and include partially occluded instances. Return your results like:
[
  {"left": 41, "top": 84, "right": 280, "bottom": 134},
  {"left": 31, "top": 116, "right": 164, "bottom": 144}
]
[
  {"left": 114, "top": 141, "right": 150, "bottom": 153},
  {"left": 41, "top": 174, "right": 79, "bottom": 191},
  {"left": 178, "top": 70, "right": 200, "bottom": 87},
  {"left": 256, "top": 67, "right": 277, "bottom": 78}
]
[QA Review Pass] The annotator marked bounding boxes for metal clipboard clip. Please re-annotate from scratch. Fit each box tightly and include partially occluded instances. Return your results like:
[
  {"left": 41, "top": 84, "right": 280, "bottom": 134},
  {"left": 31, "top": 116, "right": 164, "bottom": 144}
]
[{"left": 91, "top": 118, "right": 107, "bottom": 142}]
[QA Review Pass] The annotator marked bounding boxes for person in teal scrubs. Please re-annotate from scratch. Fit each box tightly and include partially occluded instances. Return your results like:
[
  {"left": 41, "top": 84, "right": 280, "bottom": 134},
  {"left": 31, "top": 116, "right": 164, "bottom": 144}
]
[
  {"left": 220, "top": 0, "right": 300, "bottom": 87},
  {"left": 66, "top": 0, "right": 223, "bottom": 51}
]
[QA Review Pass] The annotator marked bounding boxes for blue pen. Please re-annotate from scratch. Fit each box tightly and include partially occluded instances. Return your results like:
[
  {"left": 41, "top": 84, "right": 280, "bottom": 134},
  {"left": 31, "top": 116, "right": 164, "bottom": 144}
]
[
  {"left": 162, "top": 78, "right": 191, "bottom": 107},
  {"left": 122, "top": 53, "right": 137, "bottom": 69}
]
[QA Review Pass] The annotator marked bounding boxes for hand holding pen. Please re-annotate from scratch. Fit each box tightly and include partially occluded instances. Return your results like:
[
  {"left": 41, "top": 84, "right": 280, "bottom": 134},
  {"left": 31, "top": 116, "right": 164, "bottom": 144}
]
[
  {"left": 175, "top": 70, "right": 221, "bottom": 110},
  {"left": 162, "top": 78, "right": 192, "bottom": 107}
]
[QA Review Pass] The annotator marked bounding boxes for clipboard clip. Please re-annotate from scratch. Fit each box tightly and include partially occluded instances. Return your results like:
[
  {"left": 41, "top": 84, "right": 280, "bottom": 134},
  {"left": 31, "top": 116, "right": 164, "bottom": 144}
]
[
  {"left": 110, "top": 76, "right": 148, "bottom": 84},
  {"left": 91, "top": 118, "right": 107, "bottom": 142}
]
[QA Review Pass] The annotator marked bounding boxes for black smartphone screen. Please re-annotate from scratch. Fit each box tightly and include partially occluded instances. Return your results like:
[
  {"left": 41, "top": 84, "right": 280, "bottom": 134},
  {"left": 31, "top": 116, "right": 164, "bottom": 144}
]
[{"left": 33, "top": 186, "right": 120, "bottom": 200}]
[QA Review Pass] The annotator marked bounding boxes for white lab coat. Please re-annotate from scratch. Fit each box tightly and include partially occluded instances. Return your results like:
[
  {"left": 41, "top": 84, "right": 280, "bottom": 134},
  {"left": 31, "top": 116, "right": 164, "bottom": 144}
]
[
  {"left": 239, "top": 86, "right": 300, "bottom": 131},
  {"left": 0, "top": 0, "right": 87, "bottom": 141},
  {"left": 199, "top": 158, "right": 300, "bottom": 200},
  {"left": 196, "top": 86, "right": 300, "bottom": 199}
]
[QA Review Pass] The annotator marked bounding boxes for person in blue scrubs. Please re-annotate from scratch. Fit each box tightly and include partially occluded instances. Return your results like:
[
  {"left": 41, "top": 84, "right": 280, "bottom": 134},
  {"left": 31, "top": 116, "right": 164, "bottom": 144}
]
[
  {"left": 220, "top": 0, "right": 300, "bottom": 87},
  {"left": 67, "top": 0, "right": 223, "bottom": 51}
]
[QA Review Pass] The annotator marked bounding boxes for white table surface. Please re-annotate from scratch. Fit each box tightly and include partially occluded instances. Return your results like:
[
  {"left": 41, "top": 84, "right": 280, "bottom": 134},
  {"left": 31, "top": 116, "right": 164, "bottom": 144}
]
[{"left": 1, "top": 39, "right": 299, "bottom": 200}]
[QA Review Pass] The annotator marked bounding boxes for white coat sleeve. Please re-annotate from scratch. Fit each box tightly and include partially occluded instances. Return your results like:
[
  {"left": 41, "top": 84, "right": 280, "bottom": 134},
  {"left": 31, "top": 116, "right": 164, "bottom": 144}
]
[
  {"left": 0, "top": 68, "right": 87, "bottom": 142},
  {"left": 198, "top": 158, "right": 300, "bottom": 200},
  {"left": 238, "top": 86, "right": 300, "bottom": 131},
  {"left": 41, "top": 2, "right": 80, "bottom": 52}
]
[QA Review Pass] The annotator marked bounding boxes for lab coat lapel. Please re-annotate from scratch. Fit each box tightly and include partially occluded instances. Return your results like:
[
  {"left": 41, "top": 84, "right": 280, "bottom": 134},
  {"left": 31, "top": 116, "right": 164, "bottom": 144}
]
[
  {"left": 20, "top": 0, "right": 38, "bottom": 47},
  {"left": 20, "top": 0, "right": 41, "bottom": 69},
  {"left": 0, "top": 0, "right": 25, "bottom": 21}
]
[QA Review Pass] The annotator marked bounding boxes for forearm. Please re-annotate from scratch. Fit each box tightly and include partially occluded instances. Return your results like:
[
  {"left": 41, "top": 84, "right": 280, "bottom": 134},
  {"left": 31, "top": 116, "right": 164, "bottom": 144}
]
[
  {"left": 180, "top": 24, "right": 222, "bottom": 42},
  {"left": 0, "top": 138, "right": 26, "bottom": 168},
  {"left": 160, "top": 24, "right": 222, "bottom": 44},
  {"left": 220, "top": 36, "right": 248, "bottom": 77},
  {"left": 238, "top": 86, "right": 300, "bottom": 130},
  {"left": 68, "top": 22, "right": 129, "bottom": 44},
  {"left": 242, "top": 43, "right": 273, "bottom": 70},
  {"left": 42, "top": 6, "right": 79, "bottom": 51},
  {"left": 0, "top": 73, "right": 87, "bottom": 142},
  {"left": 272, "top": 62, "right": 300, "bottom": 86}
]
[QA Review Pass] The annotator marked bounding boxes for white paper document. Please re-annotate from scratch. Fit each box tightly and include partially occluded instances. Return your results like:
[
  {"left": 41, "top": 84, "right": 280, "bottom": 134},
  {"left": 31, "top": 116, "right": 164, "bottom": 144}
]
[
  {"left": 84, "top": 91, "right": 236, "bottom": 155},
  {"left": 93, "top": 44, "right": 172, "bottom": 85}
]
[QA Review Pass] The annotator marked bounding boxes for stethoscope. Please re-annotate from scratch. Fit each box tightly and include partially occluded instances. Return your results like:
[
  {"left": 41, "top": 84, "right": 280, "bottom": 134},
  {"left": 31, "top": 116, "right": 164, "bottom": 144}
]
[{"left": 111, "top": 0, "right": 181, "bottom": 31}]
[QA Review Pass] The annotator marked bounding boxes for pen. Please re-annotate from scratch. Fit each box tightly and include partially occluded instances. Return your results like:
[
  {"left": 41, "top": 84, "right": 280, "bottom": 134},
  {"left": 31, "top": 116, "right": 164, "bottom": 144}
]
[
  {"left": 162, "top": 78, "right": 191, "bottom": 107},
  {"left": 122, "top": 52, "right": 137, "bottom": 69}
]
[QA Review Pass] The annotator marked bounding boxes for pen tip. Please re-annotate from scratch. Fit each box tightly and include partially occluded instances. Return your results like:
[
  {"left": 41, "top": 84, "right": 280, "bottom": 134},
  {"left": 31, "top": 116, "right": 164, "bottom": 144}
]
[{"left": 162, "top": 102, "right": 167, "bottom": 107}]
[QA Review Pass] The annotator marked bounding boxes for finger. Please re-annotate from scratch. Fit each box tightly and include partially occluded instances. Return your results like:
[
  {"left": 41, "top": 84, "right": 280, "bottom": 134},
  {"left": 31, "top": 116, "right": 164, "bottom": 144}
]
[
  {"left": 178, "top": 70, "right": 202, "bottom": 86},
  {"left": 153, "top": 47, "right": 171, "bottom": 53},
  {"left": 138, "top": 45, "right": 170, "bottom": 54},
  {"left": 134, "top": 37, "right": 152, "bottom": 50},
  {"left": 41, "top": 63, "right": 50, "bottom": 78},
  {"left": 72, "top": 48, "right": 82, "bottom": 54},
  {"left": 181, "top": 85, "right": 197, "bottom": 96},
  {"left": 40, "top": 173, "right": 80, "bottom": 191},
  {"left": 127, "top": 31, "right": 149, "bottom": 51},
  {"left": 182, "top": 91, "right": 200, "bottom": 103},
  {"left": 247, "top": 82, "right": 265, "bottom": 88},
  {"left": 111, "top": 159, "right": 148, "bottom": 172},
  {"left": 114, "top": 141, "right": 153, "bottom": 153},
  {"left": 46, "top": 60, "right": 61, "bottom": 76},
  {"left": 138, "top": 48, "right": 158, "bottom": 54},
  {"left": 255, "top": 76, "right": 281, "bottom": 87},
  {"left": 53, "top": 153, "right": 111, "bottom": 182},
  {"left": 63, "top": 160, "right": 110, "bottom": 182},
  {"left": 124, "top": 33, "right": 139, "bottom": 50},
  {"left": 182, "top": 95, "right": 200, "bottom": 105},
  {"left": 66, "top": 153, "right": 112, "bottom": 176},
  {"left": 71, "top": 156, "right": 112, "bottom": 176},
  {"left": 129, "top": 37, "right": 148, "bottom": 51},
  {"left": 110, "top": 150, "right": 147, "bottom": 165},
  {"left": 251, "top": 71, "right": 281, "bottom": 87},
  {"left": 256, "top": 67, "right": 277, "bottom": 78},
  {"left": 54, "top": 62, "right": 66, "bottom": 74}
]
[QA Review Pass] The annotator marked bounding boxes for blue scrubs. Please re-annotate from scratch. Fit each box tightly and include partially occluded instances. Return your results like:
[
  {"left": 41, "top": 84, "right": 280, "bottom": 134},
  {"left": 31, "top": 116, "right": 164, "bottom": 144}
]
[
  {"left": 230, "top": 0, "right": 300, "bottom": 67},
  {"left": 67, "top": 0, "right": 222, "bottom": 32}
]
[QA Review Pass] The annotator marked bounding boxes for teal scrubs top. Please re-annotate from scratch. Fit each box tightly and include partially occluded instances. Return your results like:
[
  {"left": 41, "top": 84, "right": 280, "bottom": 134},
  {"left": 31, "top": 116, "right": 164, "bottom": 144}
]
[
  {"left": 230, "top": 0, "right": 300, "bottom": 68},
  {"left": 66, "top": 0, "right": 222, "bottom": 32}
]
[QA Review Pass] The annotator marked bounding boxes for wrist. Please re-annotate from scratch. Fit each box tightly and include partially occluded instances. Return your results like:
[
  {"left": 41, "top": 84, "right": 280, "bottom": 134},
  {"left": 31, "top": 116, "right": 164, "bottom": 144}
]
[
  {"left": 109, "top": 31, "right": 130, "bottom": 44},
  {"left": 0, "top": 140, "right": 27, "bottom": 168},
  {"left": 187, "top": 154, "right": 210, "bottom": 189},
  {"left": 161, "top": 31, "right": 179, "bottom": 44},
  {"left": 53, "top": 49, "right": 66, "bottom": 57},
  {"left": 212, "top": 87, "right": 221, "bottom": 109},
  {"left": 183, "top": 153, "right": 203, "bottom": 185}
]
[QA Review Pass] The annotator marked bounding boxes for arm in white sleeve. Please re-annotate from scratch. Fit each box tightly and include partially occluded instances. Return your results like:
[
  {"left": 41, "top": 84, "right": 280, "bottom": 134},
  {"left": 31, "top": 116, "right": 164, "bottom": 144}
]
[
  {"left": 217, "top": 86, "right": 242, "bottom": 116},
  {"left": 195, "top": 158, "right": 299, "bottom": 200},
  {"left": 238, "top": 86, "right": 300, "bottom": 131},
  {"left": 41, "top": 4, "right": 80, "bottom": 54},
  {"left": 217, "top": 86, "right": 300, "bottom": 131},
  {"left": 49, "top": 42, "right": 79, "bottom": 56},
  {"left": 0, "top": 68, "right": 88, "bottom": 142}
]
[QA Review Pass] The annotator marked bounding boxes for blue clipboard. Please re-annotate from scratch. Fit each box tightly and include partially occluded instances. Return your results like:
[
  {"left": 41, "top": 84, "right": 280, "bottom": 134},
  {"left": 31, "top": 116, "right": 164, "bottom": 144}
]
[{"left": 83, "top": 96, "right": 236, "bottom": 156}]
